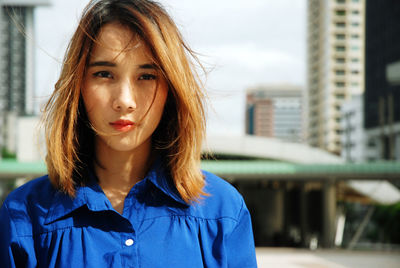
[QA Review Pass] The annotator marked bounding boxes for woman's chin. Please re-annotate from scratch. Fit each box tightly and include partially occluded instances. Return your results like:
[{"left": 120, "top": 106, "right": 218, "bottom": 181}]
[{"left": 100, "top": 136, "right": 151, "bottom": 154}]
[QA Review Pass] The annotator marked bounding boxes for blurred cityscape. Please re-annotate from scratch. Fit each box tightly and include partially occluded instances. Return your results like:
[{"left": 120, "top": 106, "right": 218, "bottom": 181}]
[{"left": 0, "top": 0, "right": 399, "bottom": 266}]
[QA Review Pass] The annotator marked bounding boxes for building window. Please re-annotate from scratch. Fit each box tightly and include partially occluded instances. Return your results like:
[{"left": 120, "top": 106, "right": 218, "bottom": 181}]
[
  {"left": 351, "top": 70, "right": 360, "bottom": 74},
  {"left": 336, "top": 94, "right": 345, "bottom": 99},
  {"left": 351, "top": 34, "right": 360, "bottom": 39},
  {"left": 336, "top": 82, "right": 346, "bottom": 87},
  {"left": 336, "top": 58, "right": 346, "bottom": 63},
  {"left": 336, "top": 46, "right": 346, "bottom": 52},
  {"left": 336, "top": 10, "right": 346, "bottom": 16},
  {"left": 351, "top": 82, "right": 359, "bottom": 86},
  {"left": 351, "top": 58, "right": 359, "bottom": 63},
  {"left": 351, "top": 46, "right": 359, "bottom": 50},
  {"left": 336, "top": 70, "right": 346, "bottom": 75},
  {"left": 337, "top": 0, "right": 346, "bottom": 3},
  {"left": 352, "top": 10, "right": 360, "bottom": 15},
  {"left": 351, "top": 22, "right": 360, "bottom": 27},
  {"left": 336, "top": 34, "right": 346, "bottom": 40},
  {"left": 336, "top": 22, "right": 346, "bottom": 28},
  {"left": 367, "top": 139, "right": 376, "bottom": 147},
  {"left": 352, "top": 0, "right": 359, "bottom": 2}
]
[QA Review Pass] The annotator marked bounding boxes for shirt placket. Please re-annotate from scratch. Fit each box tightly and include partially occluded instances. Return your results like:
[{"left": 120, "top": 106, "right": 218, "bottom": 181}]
[
  {"left": 119, "top": 224, "right": 138, "bottom": 267},
  {"left": 118, "top": 185, "right": 143, "bottom": 268}
]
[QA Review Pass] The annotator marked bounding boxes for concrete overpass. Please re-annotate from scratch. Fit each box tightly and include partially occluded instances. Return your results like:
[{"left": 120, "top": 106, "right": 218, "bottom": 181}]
[
  {"left": 202, "top": 135, "right": 400, "bottom": 248},
  {"left": 203, "top": 135, "right": 343, "bottom": 164}
]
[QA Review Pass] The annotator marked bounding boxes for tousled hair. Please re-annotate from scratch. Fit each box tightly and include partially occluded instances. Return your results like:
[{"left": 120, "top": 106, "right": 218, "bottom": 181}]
[{"left": 42, "top": 0, "right": 207, "bottom": 203}]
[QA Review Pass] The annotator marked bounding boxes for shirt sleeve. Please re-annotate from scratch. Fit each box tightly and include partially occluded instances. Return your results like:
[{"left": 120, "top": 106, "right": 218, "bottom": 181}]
[
  {"left": 226, "top": 199, "right": 258, "bottom": 268},
  {"left": 0, "top": 202, "right": 27, "bottom": 268}
]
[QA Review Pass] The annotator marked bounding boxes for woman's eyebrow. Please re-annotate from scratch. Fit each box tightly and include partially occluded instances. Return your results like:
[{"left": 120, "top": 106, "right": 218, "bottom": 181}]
[
  {"left": 88, "top": 61, "right": 116, "bottom": 67},
  {"left": 138, "top": 63, "right": 158, "bottom": 69},
  {"left": 88, "top": 62, "right": 157, "bottom": 69}
]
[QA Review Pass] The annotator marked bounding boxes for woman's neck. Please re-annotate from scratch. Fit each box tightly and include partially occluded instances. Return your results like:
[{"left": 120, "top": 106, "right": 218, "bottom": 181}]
[{"left": 93, "top": 138, "right": 153, "bottom": 213}]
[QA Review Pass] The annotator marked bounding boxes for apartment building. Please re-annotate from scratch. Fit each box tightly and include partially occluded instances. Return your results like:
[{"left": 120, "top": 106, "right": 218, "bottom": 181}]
[
  {"left": 306, "top": 0, "right": 365, "bottom": 155},
  {"left": 245, "top": 85, "right": 303, "bottom": 143},
  {"left": 0, "top": 0, "right": 49, "bottom": 153}
]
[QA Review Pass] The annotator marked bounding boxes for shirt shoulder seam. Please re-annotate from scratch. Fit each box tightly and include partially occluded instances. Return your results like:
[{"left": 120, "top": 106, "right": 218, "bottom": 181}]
[
  {"left": 15, "top": 214, "right": 239, "bottom": 238},
  {"left": 142, "top": 214, "right": 239, "bottom": 223},
  {"left": 15, "top": 225, "right": 78, "bottom": 238},
  {"left": 14, "top": 214, "right": 240, "bottom": 238}
]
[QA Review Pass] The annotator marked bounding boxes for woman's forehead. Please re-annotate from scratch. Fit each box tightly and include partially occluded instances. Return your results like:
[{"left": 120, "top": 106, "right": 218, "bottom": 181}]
[
  {"left": 89, "top": 22, "right": 155, "bottom": 63},
  {"left": 95, "top": 22, "right": 143, "bottom": 52}
]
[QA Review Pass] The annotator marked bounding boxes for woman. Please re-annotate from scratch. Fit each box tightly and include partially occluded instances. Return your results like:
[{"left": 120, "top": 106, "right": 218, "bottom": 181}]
[{"left": 0, "top": 0, "right": 257, "bottom": 267}]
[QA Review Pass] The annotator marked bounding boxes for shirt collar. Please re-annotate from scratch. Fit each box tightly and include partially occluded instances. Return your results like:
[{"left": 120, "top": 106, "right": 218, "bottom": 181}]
[
  {"left": 44, "top": 177, "right": 114, "bottom": 224},
  {"left": 45, "top": 157, "right": 187, "bottom": 224},
  {"left": 146, "top": 157, "right": 188, "bottom": 206}
]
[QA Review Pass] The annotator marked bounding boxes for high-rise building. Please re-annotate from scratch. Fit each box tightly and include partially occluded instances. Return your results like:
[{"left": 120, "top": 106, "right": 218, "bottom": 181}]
[
  {"left": 0, "top": 0, "right": 50, "bottom": 153},
  {"left": 245, "top": 85, "right": 303, "bottom": 143},
  {"left": 340, "top": 95, "right": 366, "bottom": 162},
  {"left": 306, "top": 0, "right": 365, "bottom": 155},
  {"left": 364, "top": 0, "right": 400, "bottom": 161}
]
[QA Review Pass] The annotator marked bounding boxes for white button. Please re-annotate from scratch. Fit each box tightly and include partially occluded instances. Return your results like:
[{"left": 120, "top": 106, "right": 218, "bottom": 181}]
[{"left": 125, "top": 239, "right": 134, "bottom": 246}]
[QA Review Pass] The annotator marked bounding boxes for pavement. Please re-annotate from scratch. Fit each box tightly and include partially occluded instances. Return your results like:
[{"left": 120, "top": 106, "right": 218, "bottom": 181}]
[{"left": 256, "top": 248, "right": 400, "bottom": 268}]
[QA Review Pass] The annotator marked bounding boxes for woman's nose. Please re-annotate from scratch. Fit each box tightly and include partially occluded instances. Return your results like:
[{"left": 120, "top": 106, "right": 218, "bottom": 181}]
[{"left": 112, "top": 80, "right": 137, "bottom": 112}]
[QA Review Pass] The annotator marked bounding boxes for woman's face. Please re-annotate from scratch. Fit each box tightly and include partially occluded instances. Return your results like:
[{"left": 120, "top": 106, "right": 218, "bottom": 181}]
[{"left": 82, "top": 22, "right": 168, "bottom": 154}]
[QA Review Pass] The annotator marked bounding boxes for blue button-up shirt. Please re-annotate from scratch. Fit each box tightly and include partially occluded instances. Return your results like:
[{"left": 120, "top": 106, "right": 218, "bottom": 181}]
[{"left": 0, "top": 160, "right": 257, "bottom": 267}]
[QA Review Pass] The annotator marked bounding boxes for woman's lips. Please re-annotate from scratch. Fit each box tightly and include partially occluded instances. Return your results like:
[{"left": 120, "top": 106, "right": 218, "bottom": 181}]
[{"left": 109, "top": 120, "right": 135, "bottom": 132}]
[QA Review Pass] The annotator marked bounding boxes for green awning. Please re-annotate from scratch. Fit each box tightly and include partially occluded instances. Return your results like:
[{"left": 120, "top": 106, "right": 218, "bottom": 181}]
[
  {"left": 0, "top": 159, "right": 47, "bottom": 179},
  {"left": 0, "top": 159, "right": 399, "bottom": 180},
  {"left": 200, "top": 160, "right": 400, "bottom": 180}
]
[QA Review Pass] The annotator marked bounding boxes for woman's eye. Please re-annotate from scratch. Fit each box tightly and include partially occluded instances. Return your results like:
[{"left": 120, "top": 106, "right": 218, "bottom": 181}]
[
  {"left": 139, "top": 74, "right": 157, "bottom": 80},
  {"left": 93, "top": 71, "right": 112, "bottom": 78}
]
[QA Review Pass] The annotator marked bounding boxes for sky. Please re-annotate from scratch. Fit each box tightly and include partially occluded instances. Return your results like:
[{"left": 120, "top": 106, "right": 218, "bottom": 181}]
[{"left": 34, "top": 0, "right": 306, "bottom": 135}]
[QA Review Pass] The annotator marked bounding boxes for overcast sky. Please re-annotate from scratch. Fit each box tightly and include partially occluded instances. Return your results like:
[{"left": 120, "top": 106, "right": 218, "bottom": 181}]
[{"left": 34, "top": 0, "right": 306, "bottom": 135}]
